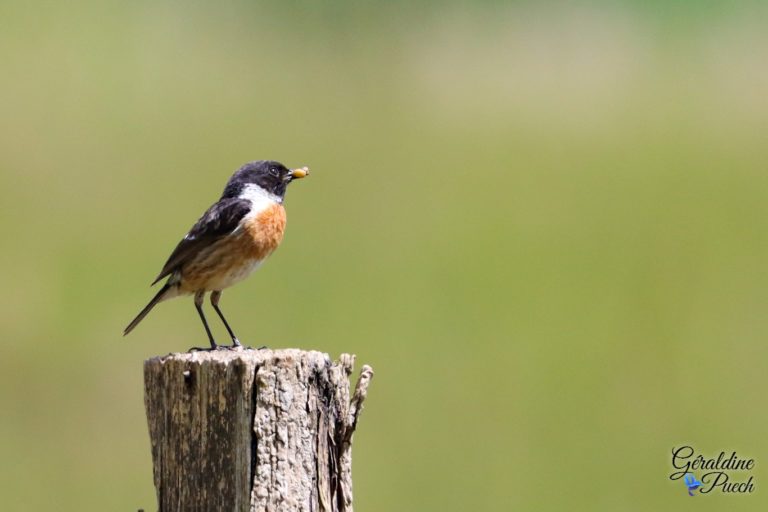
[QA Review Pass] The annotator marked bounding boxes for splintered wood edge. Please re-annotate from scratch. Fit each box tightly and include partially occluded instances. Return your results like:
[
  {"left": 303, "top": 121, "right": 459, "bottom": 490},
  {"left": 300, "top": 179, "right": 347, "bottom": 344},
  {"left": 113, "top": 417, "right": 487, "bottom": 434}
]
[{"left": 347, "top": 365, "right": 374, "bottom": 439}]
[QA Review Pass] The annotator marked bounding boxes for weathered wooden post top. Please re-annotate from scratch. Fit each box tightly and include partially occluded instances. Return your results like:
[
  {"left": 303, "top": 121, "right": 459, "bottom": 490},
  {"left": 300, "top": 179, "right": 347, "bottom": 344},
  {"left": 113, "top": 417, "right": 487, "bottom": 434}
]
[{"left": 144, "top": 348, "right": 373, "bottom": 512}]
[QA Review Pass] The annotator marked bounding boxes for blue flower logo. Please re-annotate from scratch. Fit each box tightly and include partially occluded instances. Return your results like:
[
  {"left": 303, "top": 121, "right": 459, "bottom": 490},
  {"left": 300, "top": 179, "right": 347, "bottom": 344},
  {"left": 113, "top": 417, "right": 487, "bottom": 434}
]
[{"left": 683, "top": 473, "right": 703, "bottom": 496}]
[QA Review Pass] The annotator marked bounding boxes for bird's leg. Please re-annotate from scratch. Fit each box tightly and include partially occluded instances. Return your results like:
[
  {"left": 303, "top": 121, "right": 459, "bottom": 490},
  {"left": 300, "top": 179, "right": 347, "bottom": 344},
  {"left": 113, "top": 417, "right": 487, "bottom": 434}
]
[
  {"left": 210, "top": 291, "right": 242, "bottom": 348},
  {"left": 192, "top": 290, "right": 219, "bottom": 350}
]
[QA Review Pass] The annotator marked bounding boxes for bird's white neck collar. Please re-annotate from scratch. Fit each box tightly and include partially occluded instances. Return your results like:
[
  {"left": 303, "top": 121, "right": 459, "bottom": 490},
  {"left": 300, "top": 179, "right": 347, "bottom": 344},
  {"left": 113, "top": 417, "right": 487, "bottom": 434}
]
[{"left": 239, "top": 184, "right": 282, "bottom": 205}]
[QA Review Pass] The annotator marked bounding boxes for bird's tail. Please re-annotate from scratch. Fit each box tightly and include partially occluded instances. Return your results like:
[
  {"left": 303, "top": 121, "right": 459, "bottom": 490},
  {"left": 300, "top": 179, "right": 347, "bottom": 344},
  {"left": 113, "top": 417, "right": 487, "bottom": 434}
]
[{"left": 123, "top": 283, "right": 174, "bottom": 336}]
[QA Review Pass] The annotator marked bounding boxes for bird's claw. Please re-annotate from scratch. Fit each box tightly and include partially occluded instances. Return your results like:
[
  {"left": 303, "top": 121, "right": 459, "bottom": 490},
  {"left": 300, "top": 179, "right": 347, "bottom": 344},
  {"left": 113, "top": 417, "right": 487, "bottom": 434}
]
[
  {"left": 188, "top": 346, "right": 214, "bottom": 352},
  {"left": 187, "top": 340, "right": 259, "bottom": 352}
]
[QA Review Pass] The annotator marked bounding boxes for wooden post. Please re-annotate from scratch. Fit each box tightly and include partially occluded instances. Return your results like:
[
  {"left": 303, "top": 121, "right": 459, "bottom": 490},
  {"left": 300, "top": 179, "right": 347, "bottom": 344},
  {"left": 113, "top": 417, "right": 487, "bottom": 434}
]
[{"left": 143, "top": 349, "right": 373, "bottom": 512}]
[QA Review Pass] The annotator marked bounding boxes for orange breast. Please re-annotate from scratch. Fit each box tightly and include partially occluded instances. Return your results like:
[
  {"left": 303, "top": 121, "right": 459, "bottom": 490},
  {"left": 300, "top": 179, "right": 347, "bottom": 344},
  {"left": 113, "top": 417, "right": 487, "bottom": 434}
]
[{"left": 243, "top": 202, "right": 287, "bottom": 260}]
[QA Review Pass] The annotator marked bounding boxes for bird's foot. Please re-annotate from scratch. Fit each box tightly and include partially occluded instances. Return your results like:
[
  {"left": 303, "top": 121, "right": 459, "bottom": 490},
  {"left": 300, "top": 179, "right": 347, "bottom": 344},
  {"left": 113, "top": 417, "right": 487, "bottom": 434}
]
[
  {"left": 225, "top": 338, "right": 262, "bottom": 350},
  {"left": 187, "top": 340, "right": 262, "bottom": 351},
  {"left": 214, "top": 338, "right": 248, "bottom": 350},
  {"left": 188, "top": 341, "right": 221, "bottom": 352}
]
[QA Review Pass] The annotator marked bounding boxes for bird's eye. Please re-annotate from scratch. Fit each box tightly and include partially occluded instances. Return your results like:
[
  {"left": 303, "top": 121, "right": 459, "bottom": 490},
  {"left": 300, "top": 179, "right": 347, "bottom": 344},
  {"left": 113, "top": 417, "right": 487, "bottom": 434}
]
[{"left": 269, "top": 168, "right": 279, "bottom": 177}]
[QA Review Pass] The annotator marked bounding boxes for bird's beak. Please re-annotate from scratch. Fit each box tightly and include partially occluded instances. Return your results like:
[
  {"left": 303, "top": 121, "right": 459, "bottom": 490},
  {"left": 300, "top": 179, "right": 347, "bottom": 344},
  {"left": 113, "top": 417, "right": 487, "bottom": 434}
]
[{"left": 291, "top": 167, "right": 309, "bottom": 180}]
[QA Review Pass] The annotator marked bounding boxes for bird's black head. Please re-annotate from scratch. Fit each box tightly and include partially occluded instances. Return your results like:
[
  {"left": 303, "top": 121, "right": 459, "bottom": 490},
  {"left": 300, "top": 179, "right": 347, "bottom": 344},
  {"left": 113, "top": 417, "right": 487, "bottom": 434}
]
[{"left": 222, "top": 160, "right": 309, "bottom": 201}]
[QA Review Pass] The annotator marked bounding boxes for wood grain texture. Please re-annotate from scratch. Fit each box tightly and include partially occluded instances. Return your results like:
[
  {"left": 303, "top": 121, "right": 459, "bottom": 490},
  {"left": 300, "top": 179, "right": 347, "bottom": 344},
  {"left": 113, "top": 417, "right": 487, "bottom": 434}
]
[{"left": 144, "top": 349, "right": 373, "bottom": 512}]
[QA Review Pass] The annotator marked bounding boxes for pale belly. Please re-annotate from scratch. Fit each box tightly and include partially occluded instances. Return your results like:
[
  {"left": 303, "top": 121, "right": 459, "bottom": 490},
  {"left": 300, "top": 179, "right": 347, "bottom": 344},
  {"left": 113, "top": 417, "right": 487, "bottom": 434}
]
[
  {"left": 203, "top": 258, "right": 264, "bottom": 291},
  {"left": 177, "top": 237, "right": 268, "bottom": 293}
]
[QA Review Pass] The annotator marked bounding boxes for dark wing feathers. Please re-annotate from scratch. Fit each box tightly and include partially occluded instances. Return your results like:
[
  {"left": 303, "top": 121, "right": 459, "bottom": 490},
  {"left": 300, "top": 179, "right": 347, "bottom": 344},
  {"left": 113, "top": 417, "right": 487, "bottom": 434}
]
[{"left": 151, "top": 198, "right": 252, "bottom": 285}]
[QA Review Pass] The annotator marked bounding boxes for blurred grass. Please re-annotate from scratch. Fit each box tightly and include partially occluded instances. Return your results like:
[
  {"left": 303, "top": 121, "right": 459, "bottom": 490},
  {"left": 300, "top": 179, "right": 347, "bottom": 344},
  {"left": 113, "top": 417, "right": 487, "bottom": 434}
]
[{"left": 1, "top": 1, "right": 767, "bottom": 510}]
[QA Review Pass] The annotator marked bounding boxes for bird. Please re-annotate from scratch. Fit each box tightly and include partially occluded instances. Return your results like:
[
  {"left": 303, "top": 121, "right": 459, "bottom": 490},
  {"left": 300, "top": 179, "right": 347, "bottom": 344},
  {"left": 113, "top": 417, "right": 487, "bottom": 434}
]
[{"left": 123, "top": 160, "right": 309, "bottom": 349}]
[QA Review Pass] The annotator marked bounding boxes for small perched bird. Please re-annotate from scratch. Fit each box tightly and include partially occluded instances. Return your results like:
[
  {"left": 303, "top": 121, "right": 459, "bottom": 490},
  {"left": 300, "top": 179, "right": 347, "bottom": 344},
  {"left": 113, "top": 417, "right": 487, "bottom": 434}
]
[{"left": 124, "top": 160, "right": 309, "bottom": 348}]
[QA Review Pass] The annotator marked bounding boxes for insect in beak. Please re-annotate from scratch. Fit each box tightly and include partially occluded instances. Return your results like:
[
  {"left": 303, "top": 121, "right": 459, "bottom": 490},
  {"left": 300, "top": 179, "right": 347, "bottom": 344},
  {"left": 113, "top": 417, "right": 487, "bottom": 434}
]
[{"left": 290, "top": 167, "right": 309, "bottom": 180}]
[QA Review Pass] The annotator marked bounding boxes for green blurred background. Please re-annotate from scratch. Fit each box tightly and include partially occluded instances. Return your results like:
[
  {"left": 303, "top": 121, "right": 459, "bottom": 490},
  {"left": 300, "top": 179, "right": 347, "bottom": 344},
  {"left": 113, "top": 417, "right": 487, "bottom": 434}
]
[{"left": 1, "top": 1, "right": 767, "bottom": 510}]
